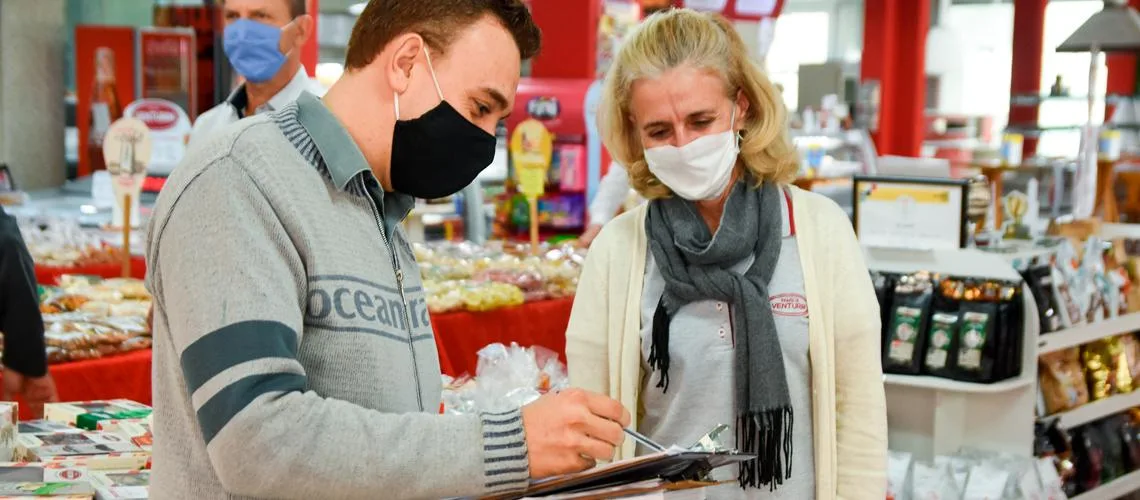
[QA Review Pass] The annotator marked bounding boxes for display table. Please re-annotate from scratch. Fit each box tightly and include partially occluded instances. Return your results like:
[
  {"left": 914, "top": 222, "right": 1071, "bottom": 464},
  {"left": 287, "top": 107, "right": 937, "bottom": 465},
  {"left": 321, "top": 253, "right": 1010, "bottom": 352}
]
[
  {"left": 431, "top": 298, "right": 574, "bottom": 377},
  {"left": 5, "top": 299, "right": 575, "bottom": 419},
  {"left": 3, "top": 349, "right": 152, "bottom": 420},
  {"left": 35, "top": 256, "right": 148, "bottom": 285}
]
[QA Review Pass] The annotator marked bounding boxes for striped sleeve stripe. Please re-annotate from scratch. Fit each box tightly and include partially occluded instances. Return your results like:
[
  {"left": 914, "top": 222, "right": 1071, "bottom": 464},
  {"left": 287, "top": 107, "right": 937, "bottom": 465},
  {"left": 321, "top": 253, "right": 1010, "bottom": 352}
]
[
  {"left": 180, "top": 320, "right": 299, "bottom": 394},
  {"left": 197, "top": 372, "right": 306, "bottom": 444},
  {"left": 481, "top": 408, "right": 530, "bottom": 494}
]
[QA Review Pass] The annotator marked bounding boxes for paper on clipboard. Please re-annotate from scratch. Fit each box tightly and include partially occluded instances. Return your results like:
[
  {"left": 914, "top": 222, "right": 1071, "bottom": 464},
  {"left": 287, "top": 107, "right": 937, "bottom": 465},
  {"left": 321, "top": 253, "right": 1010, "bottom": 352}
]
[{"left": 479, "top": 447, "right": 754, "bottom": 500}]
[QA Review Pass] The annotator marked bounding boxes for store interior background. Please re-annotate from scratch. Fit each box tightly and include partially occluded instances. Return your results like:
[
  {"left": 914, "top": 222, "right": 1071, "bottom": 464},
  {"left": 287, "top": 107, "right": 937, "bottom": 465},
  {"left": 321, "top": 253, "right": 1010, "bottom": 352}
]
[{"left": 0, "top": 0, "right": 1119, "bottom": 192}]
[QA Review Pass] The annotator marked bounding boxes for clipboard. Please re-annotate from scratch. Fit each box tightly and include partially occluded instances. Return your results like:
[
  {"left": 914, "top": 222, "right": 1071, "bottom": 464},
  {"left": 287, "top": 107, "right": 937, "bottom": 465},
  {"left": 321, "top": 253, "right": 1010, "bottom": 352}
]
[{"left": 480, "top": 448, "right": 755, "bottom": 500}]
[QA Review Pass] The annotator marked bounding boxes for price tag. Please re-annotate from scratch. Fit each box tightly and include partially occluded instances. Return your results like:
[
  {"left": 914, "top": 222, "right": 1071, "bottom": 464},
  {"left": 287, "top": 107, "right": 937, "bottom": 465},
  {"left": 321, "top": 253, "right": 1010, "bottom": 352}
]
[
  {"left": 103, "top": 118, "right": 151, "bottom": 229},
  {"left": 509, "top": 119, "right": 554, "bottom": 198}
]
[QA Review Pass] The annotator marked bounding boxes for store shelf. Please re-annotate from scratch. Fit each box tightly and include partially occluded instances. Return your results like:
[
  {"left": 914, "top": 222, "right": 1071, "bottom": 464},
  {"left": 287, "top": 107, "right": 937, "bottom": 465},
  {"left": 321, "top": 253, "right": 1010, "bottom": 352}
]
[
  {"left": 1047, "top": 390, "right": 1140, "bottom": 430},
  {"left": 1037, "top": 312, "right": 1140, "bottom": 355},
  {"left": 883, "top": 373, "right": 1035, "bottom": 394},
  {"left": 1069, "top": 468, "right": 1140, "bottom": 500}
]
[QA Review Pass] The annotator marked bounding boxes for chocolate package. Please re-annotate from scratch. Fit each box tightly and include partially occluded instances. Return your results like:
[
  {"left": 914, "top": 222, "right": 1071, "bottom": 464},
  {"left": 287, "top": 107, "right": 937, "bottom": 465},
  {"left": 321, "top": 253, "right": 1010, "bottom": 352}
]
[
  {"left": 14, "top": 431, "right": 148, "bottom": 471},
  {"left": 43, "top": 401, "right": 150, "bottom": 429},
  {"left": 0, "top": 463, "right": 88, "bottom": 483},
  {"left": 90, "top": 470, "right": 148, "bottom": 500}
]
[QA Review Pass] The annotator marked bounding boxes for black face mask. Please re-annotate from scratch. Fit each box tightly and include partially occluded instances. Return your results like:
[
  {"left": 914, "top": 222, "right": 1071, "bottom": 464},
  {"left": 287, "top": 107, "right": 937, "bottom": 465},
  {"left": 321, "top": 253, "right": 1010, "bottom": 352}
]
[
  {"left": 389, "top": 47, "right": 496, "bottom": 199},
  {"left": 390, "top": 102, "right": 496, "bottom": 199}
]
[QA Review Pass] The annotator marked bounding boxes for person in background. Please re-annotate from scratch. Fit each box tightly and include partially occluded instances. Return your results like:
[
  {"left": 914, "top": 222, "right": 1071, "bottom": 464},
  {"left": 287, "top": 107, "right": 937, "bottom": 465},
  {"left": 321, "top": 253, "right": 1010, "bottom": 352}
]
[
  {"left": 146, "top": 1, "right": 629, "bottom": 498},
  {"left": 0, "top": 207, "right": 58, "bottom": 418},
  {"left": 580, "top": 163, "right": 635, "bottom": 248},
  {"left": 566, "top": 9, "right": 886, "bottom": 498},
  {"left": 187, "top": 0, "right": 325, "bottom": 146}
]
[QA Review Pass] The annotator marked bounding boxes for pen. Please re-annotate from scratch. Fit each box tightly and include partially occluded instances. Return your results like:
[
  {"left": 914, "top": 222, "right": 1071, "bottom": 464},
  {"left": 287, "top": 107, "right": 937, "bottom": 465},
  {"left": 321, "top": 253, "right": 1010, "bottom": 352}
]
[{"left": 623, "top": 427, "right": 665, "bottom": 452}]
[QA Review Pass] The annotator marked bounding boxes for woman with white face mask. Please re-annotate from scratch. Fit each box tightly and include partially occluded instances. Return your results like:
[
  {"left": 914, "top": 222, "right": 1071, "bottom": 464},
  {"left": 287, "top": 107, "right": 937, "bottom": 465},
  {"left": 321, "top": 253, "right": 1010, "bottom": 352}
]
[{"left": 565, "top": 9, "right": 886, "bottom": 499}]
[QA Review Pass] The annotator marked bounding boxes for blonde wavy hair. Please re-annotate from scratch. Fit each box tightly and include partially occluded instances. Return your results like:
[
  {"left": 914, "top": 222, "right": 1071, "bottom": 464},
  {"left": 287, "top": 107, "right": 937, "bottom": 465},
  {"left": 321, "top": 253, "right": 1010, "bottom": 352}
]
[{"left": 599, "top": 9, "right": 798, "bottom": 199}]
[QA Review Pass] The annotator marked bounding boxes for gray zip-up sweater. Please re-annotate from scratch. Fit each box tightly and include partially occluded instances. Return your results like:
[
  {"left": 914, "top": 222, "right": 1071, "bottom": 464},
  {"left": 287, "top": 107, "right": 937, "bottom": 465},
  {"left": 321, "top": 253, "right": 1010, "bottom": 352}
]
[{"left": 144, "top": 92, "right": 529, "bottom": 499}]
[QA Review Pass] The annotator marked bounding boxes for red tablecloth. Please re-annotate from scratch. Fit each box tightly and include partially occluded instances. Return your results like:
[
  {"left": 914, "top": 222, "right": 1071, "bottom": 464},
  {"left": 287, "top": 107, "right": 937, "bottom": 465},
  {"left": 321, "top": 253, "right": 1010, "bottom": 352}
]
[
  {"left": 4, "top": 299, "right": 575, "bottom": 418},
  {"left": 4, "top": 349, "right": 152, "bottom": 420},
  {"left": 431, "top": 298, "right": 574, "bottom": 377},
  {"left": 35, "top": 257, "right": 148, "bottom": 285}
]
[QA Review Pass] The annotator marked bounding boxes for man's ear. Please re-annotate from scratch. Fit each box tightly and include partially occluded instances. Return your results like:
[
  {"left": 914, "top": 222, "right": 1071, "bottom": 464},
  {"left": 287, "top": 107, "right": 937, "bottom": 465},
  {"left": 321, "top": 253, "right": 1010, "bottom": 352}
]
[
  {"left": 387, "top": 33, "right": 425, "bottom": 96},
  {"left": 292, "top": 14, "right": 314, "bottom": 48}
]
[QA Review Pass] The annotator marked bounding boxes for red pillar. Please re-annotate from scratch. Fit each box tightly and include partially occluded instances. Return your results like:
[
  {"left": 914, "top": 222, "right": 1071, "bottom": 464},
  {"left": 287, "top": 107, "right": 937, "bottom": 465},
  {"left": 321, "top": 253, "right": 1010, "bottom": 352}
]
[
  {"left": 861, "top": 0, "right": 929, "bottom": 157},
  {"left": 529, "top": 0, "right": 601, "bottom": 78},
  {"left": 1009, "top": 0, "right": 1047, "bottom": 157},
  {"left": 1106, "top": 0, "right": 1140, "bottom": 115},
  {"left": 301, "top": 0, "right": 319, "bottom": 77}
]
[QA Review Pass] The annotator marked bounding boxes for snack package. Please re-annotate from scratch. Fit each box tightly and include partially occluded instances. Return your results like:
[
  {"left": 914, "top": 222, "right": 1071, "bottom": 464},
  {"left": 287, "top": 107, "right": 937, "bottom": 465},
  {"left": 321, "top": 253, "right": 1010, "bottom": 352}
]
[
  {"left": 0, "top": 481, "right": 95, "bottom": 498},
  {"left": 962, "top": 465, "right": 1010, "bottom": 500},
  {"left": 1035, "top": 457, "right": 1067, "bottom": 500},
  {"left": 1106, "top": 336, "right": 1134, "bottom": 394},
  {"left": 1038, "top": 349, "right": 1089, "bottom": 415},
  {"left": 14, "top": 431, "right": 148, "bottom": 471},
  {"left": 911, "top": 461, "right": 960, "bottom": 500},
  {"left": 884, "top": 273, "right": 934, "bottom": 375},
  {"left": 0, "top": 463, "right": 88, "bottom": 483},
  {"left": 1051, "top": 259, "right": 1082, "bottom": 329},
  {"left": 442, "top": 343, "right": 569, "bottom": 415},
  {"left": 1024, "top": 263, "right": 1064, "bottom": 334},
  {"left": 1123, "top": 334, "right": 1140, "bottom": 383},
  {"left": 924, "top": 312, "right": 959, "bottom": 375},
  {"left": 0, "top": 403, "right": 14, "bottom": 463},
  {"left": 1091, "top": 418, "right": 1126, "bottom": 483},
  {"left": 886, "top": 451, "right": 912, "bottom": 500},
  {"left": 1082, "top": 341, "right": 1116, "bottom": 401},
  {"left": 955, "top": 303, "right": 999, "bottom": 381},
  {"left": 18, "top": 421, "right": 80, "bottom": 436},
  {"left": 90, "top": 470, "right": 148, "bottom": 500},
  {"left": 1071, "top": 426, "right": 1104, "bottom": 493},
  {"left": 934, "top": 455, "right": 972, "bottom": 492},
  {"left": 43, "top": 401, "right": 150, "bottom": 428}
]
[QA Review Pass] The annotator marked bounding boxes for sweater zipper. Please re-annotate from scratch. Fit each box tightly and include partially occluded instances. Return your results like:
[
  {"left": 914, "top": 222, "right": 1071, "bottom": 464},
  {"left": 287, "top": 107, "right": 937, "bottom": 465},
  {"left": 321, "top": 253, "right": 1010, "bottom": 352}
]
[{"left": 359, "top": 177, "right": 425, "bottom": 411}]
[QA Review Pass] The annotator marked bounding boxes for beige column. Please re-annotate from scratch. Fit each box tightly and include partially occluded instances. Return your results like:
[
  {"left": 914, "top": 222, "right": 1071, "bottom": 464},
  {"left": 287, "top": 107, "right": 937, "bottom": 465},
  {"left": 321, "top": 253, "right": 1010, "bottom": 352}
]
[{"left": 0, "top": 0, "right": 67, "bottom": 190}]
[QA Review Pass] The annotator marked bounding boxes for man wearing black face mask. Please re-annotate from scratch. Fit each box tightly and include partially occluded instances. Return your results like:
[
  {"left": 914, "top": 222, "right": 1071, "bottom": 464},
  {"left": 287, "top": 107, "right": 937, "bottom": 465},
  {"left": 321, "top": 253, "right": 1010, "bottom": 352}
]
[{"left": 144, "top": 1, "right": 631, "bottom": 499}]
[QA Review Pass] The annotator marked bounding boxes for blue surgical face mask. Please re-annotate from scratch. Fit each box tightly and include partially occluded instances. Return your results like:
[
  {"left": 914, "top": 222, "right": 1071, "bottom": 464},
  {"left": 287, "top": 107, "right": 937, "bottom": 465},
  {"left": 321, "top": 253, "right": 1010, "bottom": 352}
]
[{"left": 223, "top": 19, "right": 290, "bottom": 83}]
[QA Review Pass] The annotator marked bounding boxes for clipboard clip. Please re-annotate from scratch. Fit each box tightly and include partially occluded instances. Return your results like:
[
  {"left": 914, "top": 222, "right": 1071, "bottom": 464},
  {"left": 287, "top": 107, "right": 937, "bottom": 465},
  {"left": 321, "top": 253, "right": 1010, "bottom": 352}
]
[{"left": 687, "top": 424, "right": 730, "bottom": 453}]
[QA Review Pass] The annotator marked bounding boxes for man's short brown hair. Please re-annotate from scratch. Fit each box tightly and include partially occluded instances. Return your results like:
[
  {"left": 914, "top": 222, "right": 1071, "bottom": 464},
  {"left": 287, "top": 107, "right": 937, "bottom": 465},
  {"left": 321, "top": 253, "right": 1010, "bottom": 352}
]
[
  {"left": 344, "top": 0, "right": 541, "bottom": 70},
  {"left": 221, "top": 0, "right": 307, "bottom": 18}
]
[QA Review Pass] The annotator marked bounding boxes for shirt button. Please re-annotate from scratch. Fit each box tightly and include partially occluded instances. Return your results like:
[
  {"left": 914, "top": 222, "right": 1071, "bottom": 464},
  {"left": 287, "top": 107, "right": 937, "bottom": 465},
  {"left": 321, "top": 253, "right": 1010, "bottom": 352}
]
[
  {"left": 716, "top": 303, "right": 724, "bottom": 311},
  {"left": 718, "top": 328, "right": 726, "bottom": 338}
]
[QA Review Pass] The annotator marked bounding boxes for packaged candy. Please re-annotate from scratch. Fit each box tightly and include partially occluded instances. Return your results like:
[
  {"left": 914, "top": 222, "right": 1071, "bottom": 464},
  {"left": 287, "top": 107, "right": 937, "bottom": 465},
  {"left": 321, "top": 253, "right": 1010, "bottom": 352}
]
[
  {"left": 962, "top": 465, "right": 1009, "bottom": 500},
  {"left": 442, "top": 343, "right": 568, "bottom": 415},
  {"left": 1038, "top": 348, "right": 1089, "bottom": 415},
  {"left": 90, "top": 470, "right": 149, "bottom": 499},
  {"left": 1082, "top": 342, "right": 1115, "bottom": 401},
  {"left": 911, "top": 461, "right": 960, "bottom": 500},
  {"left": 43, "top": 401, "right": 150, "bottom": 428},
  {"left": 0, "top": 463, "right": 88, "bottom": 483},
  {"left": 886, "top": 451, "right": 912, "bottom": 500},
  {"left": 1023, "top": 263, "right": 1064, "bottom": 334},
  {"left": 0, "top": 404, "right": 13, "bottom": 463},
  {"left": 1071, "top": 426, "right": 1104, "bottom": 493}
]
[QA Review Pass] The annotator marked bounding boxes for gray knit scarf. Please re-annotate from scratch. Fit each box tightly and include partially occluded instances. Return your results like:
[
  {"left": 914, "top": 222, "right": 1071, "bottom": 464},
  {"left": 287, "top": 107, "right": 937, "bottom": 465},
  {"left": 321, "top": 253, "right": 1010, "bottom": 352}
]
[{"left": 645, "top": 179, "right": 792, "bottom": 490}]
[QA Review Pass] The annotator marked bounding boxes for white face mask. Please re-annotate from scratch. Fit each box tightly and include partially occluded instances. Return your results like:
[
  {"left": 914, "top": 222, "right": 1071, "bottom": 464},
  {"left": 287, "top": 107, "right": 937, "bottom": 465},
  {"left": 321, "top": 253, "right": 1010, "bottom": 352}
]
[{"left": 644, "top": 106, "right": 740, "bottom": 201}]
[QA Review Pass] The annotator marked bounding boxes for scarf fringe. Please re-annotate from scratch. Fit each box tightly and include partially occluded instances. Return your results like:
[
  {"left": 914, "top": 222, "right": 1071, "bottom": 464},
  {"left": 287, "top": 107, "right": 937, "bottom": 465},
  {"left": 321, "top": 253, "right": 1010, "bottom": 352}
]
[
  {"left": 737, "top": 406, "right": 794, "bottom": 491},
  {"left": 648, "top": 300, "right": 671, "bottom": 392}
]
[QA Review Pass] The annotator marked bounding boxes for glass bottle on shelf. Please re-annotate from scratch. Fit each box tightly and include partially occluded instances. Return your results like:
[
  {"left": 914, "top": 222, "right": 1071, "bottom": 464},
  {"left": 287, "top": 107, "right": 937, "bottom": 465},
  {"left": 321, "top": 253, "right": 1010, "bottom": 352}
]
[{"left": 88, "top": 47, "right": 123, "bottom": 173}]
